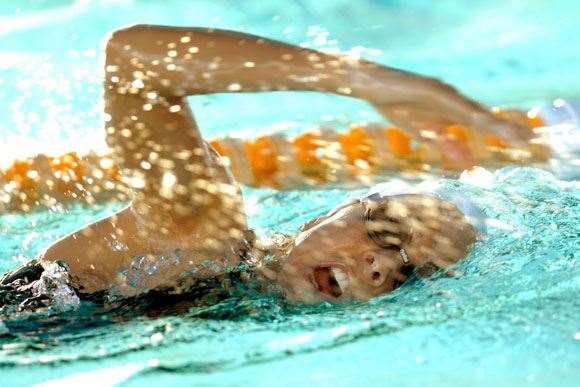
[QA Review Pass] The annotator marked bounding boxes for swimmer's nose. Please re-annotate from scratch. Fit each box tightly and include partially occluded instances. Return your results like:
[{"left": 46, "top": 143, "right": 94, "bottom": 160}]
[{"left": 361, "top": 252, "right": 386, "bottom": 287}]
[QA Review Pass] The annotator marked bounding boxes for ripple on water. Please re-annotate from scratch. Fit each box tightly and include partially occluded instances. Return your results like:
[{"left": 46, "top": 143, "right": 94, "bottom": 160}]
[{"left": 0, "top": 167, "right": 578, "bottom": 386}]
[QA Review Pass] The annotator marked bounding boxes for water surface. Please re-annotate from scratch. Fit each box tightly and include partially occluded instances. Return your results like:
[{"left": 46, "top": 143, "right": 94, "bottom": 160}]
[{"left": 0, "top": 1, "right": 579, "bottom": 386}]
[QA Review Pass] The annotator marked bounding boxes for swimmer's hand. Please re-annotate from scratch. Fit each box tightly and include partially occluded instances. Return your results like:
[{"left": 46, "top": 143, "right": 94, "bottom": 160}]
[{"left": 363, "top": 68, "right": 533, "bottom": 168}]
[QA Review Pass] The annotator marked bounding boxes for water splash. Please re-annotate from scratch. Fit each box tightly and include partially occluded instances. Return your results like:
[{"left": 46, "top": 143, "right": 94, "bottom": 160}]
[{"left": 31, "top": 261, "right": 80, "bottom": 312}]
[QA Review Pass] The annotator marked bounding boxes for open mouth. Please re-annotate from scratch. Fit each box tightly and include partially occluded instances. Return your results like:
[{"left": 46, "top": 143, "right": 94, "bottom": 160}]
[{"left": 313, "top": 266, "right": 348, "bottom": 298}]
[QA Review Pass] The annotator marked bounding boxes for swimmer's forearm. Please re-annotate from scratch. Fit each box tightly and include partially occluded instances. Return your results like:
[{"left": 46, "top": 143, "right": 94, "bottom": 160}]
[{"left": 105, "top": 24, "right": 408, "bottom": 102}]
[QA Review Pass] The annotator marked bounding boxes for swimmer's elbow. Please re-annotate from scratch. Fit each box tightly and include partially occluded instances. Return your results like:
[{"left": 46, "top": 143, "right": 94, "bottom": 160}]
[
  {"left": 102, "top": 24, "right": 153, "bottom": 55},
  {"left": 36, "top": 241, "right": 63, "bottom": 266},
  {"left": 105, "top": 24, "right": 148, "bottom": 41}
]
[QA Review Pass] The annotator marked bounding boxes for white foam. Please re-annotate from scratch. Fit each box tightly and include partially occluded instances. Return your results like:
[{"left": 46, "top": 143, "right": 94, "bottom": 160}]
[{"left": 31, "top": 262, "right": 80, "bottom": 312}]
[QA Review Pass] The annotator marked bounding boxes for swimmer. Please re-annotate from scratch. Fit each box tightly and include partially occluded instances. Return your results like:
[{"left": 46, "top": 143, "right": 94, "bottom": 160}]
[{"left": 0, "top": 25, "right": 529, "bottom": 307}]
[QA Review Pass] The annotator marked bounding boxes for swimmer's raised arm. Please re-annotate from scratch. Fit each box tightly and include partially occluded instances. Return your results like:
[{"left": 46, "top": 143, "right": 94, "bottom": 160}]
[{"left": 107, "top": 24, "right": 530, "bottom": 145}]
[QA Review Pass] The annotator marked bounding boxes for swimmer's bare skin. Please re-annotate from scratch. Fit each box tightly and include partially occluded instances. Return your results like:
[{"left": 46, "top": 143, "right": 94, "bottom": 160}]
[{"left": 39, "top": 25, "right": 519, "bottom": 298}]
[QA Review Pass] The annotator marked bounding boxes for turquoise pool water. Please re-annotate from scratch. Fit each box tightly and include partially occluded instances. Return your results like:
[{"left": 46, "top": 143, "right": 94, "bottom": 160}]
[{"left": 1, "top": 1, "right": 579, "bottom": 386}]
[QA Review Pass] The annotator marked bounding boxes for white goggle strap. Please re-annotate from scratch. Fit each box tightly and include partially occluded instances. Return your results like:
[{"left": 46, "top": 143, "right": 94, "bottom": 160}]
[{"left": 399, "top": 248, "right": 411, "bottom": 265}]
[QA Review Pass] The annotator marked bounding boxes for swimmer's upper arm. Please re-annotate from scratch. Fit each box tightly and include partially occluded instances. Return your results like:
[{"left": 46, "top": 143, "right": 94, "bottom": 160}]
[{"left": 103, "top": 26, "right": 248, "bottom": 238}]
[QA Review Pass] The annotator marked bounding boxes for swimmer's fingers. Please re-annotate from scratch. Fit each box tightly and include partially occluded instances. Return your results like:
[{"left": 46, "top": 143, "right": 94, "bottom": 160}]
[
  {"left": 471, "top": 111, "right": 533, "bottom": 148},
  {"left": 372, "top": 102, "right": 476, "bottom": 169},
  {"left": 370, "top": 72, "right": 533, "bottom": 148},
  {"left": 434, "top": 135, "right": 475, "bottom": 170}
]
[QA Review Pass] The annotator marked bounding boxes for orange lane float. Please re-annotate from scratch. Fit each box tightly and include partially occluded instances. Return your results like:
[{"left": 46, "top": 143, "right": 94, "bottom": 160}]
[{"left": 1, "top": 110, "right": 548, "bottom": 212}]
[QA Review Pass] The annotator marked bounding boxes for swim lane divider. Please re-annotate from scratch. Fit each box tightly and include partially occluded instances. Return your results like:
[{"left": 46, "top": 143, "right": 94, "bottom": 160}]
[{"left": 0, "top": 109, "right": 549, "bottom": 212}]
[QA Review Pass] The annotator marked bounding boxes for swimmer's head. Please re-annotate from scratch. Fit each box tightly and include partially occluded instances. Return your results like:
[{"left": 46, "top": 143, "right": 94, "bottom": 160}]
[{"left": 273, "top": 194, "right": 477, "bottom": 304}]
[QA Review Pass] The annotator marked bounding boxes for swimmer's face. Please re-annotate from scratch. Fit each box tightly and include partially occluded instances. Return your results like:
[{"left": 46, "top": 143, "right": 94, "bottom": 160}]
[
  {"left": 277, "top": 201, "right": 407, "bottom": 304},
  {"left": 276, "top": 195, "right": 477, "bottom": 304}
]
